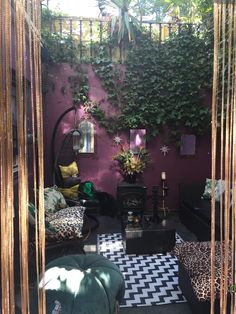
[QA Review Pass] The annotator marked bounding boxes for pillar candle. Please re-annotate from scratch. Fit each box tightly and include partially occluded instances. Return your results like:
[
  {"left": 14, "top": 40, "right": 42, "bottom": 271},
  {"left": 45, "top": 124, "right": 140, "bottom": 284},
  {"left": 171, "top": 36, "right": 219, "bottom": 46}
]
[{"left": 161, "top": 171, "right": 166, "bottom": 180}]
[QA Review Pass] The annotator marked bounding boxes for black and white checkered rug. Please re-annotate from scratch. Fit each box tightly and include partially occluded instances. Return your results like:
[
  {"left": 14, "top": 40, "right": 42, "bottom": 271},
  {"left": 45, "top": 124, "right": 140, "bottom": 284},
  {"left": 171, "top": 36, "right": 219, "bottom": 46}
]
[{"left": 97, "top": 232, "right": 186, "bottom": 307}]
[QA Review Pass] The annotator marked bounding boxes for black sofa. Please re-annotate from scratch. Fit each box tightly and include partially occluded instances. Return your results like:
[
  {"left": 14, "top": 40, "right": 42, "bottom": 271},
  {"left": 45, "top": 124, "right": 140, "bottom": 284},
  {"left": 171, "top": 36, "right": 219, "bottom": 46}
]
[
  {"left": 179, "top": 182, "right": 222, "bottom": 241},
  {"left": 174, "top": 242, "right": 231, "bottom": 314}
]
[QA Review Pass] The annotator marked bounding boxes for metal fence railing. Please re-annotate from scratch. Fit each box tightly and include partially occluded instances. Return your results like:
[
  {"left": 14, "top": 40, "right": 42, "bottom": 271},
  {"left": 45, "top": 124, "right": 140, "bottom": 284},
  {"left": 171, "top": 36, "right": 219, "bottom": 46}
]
[{"left": 42, "top": 16, "right": 199, "bottom": 61}]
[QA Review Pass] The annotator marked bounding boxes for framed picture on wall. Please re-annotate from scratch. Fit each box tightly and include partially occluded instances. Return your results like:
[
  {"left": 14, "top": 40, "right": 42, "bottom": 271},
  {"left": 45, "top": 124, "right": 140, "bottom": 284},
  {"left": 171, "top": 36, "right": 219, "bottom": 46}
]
[
  {"left": 130, "top": 129, "right": 146, "bottom": 153},
  {"left": 180, "top": 134, "right": 196, "bottom": 156}
]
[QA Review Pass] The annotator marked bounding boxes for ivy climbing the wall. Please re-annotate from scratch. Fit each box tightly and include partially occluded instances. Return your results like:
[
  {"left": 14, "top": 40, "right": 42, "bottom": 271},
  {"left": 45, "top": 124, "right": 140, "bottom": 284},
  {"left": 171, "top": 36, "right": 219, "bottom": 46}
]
[
  {"left": 90, "top": 28, "right": 213, "bottom": 140},
  {"left": 42, "top": 8, "right": 213, "bottom": 142}
]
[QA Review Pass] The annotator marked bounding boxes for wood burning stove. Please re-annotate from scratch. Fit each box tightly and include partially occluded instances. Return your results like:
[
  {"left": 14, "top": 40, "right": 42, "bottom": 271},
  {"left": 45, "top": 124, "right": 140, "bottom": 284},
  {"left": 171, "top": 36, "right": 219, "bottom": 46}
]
[{"left": 117, "top": 182, "right": 147, "bottom": 216}]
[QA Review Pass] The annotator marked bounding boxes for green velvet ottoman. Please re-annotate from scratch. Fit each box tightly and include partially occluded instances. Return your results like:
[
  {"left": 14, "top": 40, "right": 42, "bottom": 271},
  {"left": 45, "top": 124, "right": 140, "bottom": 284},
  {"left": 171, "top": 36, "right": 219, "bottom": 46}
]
[{"left": 31, "top": 254, "right": 125, "bottom": 314}]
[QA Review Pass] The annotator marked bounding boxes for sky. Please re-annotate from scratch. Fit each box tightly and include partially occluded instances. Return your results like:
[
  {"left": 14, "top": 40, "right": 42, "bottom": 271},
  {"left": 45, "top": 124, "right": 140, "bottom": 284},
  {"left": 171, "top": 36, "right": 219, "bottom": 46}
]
[{"left": 47, "top": 0, "right": 101, "bottom": 17}]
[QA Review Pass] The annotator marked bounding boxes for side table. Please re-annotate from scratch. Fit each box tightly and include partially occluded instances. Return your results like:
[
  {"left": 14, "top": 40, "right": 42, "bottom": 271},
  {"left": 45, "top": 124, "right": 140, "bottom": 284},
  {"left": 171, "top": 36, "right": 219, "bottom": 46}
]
[{"left": 122, "top": 217, "right": 176, "bottom": 255}]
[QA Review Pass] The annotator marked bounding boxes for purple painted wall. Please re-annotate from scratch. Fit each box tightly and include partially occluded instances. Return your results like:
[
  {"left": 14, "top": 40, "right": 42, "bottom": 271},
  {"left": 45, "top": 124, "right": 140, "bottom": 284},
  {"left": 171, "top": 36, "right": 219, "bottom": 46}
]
[{"left": 43, "top": 63, "right": 212, "bottom": 210}]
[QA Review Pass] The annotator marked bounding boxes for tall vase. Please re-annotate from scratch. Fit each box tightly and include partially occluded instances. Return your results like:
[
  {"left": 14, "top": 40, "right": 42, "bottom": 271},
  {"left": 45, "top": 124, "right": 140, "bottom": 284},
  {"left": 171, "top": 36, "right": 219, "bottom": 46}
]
[{"left": 124, "top": 173, "right": 137, "bottom": 184}]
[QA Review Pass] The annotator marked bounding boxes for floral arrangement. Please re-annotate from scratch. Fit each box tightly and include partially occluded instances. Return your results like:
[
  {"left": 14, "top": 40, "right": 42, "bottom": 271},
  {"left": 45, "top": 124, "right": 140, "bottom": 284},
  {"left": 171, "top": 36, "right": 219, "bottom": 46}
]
[{"left": 113, "top": 146, "right": 149, "bottom": 176}]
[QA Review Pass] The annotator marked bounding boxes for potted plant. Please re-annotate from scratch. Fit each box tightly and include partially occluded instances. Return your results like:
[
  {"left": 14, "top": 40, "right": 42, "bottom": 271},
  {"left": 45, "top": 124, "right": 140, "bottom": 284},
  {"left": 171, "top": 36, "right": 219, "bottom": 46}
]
[{"left": 113, "top": 145, "right": 149, "bottom": 183}]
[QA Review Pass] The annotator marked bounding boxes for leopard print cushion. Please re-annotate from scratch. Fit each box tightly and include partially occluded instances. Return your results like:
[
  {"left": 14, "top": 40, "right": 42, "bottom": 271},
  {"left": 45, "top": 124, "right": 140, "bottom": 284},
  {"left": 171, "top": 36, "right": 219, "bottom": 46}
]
[
  {"left": 174, "top": 241, "right": 232, "bottom": 301},
  {"left": 46, "top": 206, "right": 85, "bottom": 241}
]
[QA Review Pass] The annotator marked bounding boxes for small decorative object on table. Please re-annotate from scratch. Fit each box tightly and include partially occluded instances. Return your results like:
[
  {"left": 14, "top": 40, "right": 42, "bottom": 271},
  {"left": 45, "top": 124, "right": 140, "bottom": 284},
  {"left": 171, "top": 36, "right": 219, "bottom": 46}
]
[
  {"left": 127, "top": 211, "right": 141, "bottom": 227},
  {"left": 160, "top": 172, "right": 169, "bottom": 216},
  {"left": 127, "top": 211, "right": 134, "bottom": 224},
  {"left": 133, "top": 214, "right": 141, "bottom": 227}
]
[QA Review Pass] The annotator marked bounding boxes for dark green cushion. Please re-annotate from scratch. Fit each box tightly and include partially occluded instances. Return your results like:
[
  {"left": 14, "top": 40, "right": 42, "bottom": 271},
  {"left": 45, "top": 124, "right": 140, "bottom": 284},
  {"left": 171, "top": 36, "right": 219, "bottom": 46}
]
[{"left": 31, "top": 254, "right": 125, "bottom": 314}]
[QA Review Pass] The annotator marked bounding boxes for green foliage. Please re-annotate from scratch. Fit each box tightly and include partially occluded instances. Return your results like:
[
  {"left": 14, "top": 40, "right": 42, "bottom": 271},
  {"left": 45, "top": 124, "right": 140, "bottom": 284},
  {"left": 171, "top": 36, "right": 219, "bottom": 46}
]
[
  {"left": 41, "top": 8, "right": 78, "bottom": 64},
  {"left": 131, "top": 0, "right": 167, "bottom": 22},
  {"left": 196, "top": 0, "right": 213, "bottom": 19},
  {"left": 88, "top": 104, "right": 119, "bottom": 133},
  {"left": 113, "top": 146, "right": 149, "bottom": 175},
  {"left": 42, "top": 32, "right": 78, "bottom": 64},
  {"left": 89, "top": 28, "right": 213, "bottom": 140},
  {"left": 96, "top": 0, "right": 213, "bottom": 23},
  {"left": 68, "top": 65, "right": 90, "bottom": 105},
  {"left": 91, "top": 44, "right": 123, "bottom": 106},
  {"left": 41, "top": 8, "right": 90, "bottom": 103},
  {"left": 41, "top": 7, "right": 213, "bottom": 142},
  {"left": 96, "top": 0, "right": 141, "bottom": 43}
]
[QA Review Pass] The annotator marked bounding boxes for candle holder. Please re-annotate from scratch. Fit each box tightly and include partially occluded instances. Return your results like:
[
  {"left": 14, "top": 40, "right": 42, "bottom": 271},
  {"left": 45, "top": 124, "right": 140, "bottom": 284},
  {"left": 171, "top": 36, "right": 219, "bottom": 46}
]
[
  {"left": 159, "top": 178, "right": 169, "bottom": 216},
  {"left": 151, "top": 185, "right": 162, "bottom": 223}
]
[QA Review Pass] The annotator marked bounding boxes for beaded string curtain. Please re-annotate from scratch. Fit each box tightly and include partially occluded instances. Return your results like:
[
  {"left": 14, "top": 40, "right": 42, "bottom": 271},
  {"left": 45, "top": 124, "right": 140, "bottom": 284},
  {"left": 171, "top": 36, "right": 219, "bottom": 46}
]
[
  {"left": 211, "top": 1, "right": 236, "bottom": 314},
  {"left": 0, "top": 0, "right": 45, "bottom": 313}
]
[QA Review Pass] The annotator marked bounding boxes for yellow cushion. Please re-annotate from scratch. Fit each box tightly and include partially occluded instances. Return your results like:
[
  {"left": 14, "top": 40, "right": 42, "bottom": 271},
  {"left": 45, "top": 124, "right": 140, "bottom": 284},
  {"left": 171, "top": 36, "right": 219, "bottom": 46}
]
[
  {"left": 59, "top": 161, "right": 79, "bottom": 179},
  {"left": 59, "top": 184, "right": 79, "bottom": 199}
]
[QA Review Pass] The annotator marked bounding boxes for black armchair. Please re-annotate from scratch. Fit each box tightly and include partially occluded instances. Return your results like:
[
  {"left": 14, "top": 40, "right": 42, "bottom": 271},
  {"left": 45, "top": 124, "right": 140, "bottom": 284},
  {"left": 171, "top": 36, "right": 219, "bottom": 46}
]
[
  {"left": 28, "top": 187, "right": 99, "bottom": 262},
  {"left": 54, "top": 160, "right": 100, "bottom": 214}
]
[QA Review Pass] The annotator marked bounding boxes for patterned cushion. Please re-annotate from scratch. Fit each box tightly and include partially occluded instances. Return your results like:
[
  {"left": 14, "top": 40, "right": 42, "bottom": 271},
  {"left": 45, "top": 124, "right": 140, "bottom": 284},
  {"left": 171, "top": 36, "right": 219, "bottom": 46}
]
[
  {"left": 59, "top": 161, "right": 79, "bottom": 179},
  {"left": 202, "top": 178, "right": 225, "bottom": 202},
  {"left": 58, "top": 184, "right": 79, "bottom": 199},
  {"left": 202, "top": 178, "right": 212, "bottom": 199},
  {"left": 215, "top": 179, "right": 226, "bottom": 202},
  {"left": 46, "top": 206, "right": 85, "bottom": 241},
  {"left": 28, "top": 202, "right": 36, "bottom": 217},
  {"left": 174, "top": 241, "right": 232, "bottom": 301},
  {"left": 44, "top": 186, "right": 67, "bottom": 217},
  {"left": 28, "top": 202, "right": 36, "bottom": 225}
]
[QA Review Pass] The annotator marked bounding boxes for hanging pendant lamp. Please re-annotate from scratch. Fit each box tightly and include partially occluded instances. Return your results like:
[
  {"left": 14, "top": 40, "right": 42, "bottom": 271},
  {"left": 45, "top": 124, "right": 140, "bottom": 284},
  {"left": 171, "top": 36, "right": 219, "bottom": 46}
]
[
  {"left": 72, "top": 129, "right": 82, "bottom": 152},
  {"left": 72, "top": 104, "right": 82, "bottom": 152}
]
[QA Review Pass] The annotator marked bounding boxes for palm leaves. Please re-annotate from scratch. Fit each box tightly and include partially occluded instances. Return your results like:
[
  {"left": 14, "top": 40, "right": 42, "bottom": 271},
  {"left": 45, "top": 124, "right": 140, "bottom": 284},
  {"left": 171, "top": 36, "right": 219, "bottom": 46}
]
[
  {"left": 97, "top": 0, "right": 212, "bottom": 27},
  {"left": 164, "top": 0, "right": 200, "bottom": 22},
  {"left": 97, "top": 0, "right": 141, "bottom": 43},
  {"left": 96, "top": 0, "right": 212, "bottom": 43}
]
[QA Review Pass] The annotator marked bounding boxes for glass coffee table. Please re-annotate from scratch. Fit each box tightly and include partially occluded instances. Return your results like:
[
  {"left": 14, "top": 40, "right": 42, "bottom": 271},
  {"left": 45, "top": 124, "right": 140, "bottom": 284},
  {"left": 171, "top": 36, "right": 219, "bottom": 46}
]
[{"left": 122, "top": 216, "right": 176, "bottom": 255}]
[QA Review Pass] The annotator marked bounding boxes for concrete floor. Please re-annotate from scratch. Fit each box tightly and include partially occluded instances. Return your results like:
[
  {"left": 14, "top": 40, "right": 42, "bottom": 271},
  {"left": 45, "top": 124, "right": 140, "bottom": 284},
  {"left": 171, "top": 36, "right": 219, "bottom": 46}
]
[
  {"left": 119, "top": 303, "right": 192, "bottom": 314},
  {"left": 83, "top": 212, "right": 196, "bottom": 314}
]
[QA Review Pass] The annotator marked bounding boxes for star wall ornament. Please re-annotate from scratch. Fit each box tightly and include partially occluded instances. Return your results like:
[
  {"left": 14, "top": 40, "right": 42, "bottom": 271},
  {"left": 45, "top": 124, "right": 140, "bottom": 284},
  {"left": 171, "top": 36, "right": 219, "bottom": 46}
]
[
  {"left": 160, "top": 145, "right": 170, "bottom": 156},
  {"left": 113, "top": 135, "right": 122, "bottom": 145}
]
